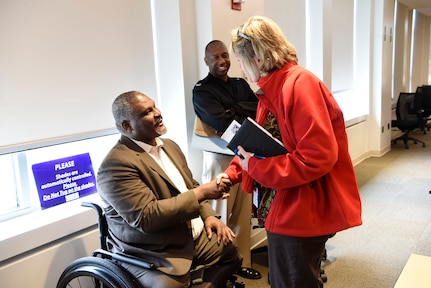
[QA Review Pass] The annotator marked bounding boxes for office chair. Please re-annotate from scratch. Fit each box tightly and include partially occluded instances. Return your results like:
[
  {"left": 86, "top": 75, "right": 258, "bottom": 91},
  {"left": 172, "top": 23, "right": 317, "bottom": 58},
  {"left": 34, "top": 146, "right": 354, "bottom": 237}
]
[
  {"left": 420, "top": 85, "right": 431, "bottom": 132},
  {"left": 391, "top": 92, "right": 426, "bottom": 149}
]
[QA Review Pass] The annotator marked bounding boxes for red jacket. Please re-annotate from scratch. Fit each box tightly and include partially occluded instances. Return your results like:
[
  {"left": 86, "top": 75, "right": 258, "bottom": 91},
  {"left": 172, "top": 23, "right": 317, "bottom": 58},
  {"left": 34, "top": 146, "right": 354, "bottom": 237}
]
[{"left": 225, "top": 63, "right": 362, "bottom": 237}]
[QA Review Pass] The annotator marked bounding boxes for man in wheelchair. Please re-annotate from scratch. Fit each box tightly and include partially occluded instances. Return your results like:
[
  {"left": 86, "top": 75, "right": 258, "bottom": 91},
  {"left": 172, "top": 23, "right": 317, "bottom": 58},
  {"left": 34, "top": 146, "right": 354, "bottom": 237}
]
[{"left": 96, "top": 91, "right": 242, "bottom": 288}]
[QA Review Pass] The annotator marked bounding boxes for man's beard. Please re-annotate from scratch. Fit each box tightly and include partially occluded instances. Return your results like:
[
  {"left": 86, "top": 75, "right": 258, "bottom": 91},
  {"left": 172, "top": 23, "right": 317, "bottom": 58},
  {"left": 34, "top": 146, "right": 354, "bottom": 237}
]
[
  {"left": 156, "top": 126, "right": 167, "bottom": 136},
  {"left": 155, "top": 117, "right": 167, "bottom": 136}
]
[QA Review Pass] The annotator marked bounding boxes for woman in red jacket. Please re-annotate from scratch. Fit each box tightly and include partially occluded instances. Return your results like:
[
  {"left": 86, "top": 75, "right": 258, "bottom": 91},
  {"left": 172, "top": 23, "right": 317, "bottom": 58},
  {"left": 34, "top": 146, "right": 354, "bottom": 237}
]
[{"left": 222, "top": 16, "right": 362, "bottom": 288}]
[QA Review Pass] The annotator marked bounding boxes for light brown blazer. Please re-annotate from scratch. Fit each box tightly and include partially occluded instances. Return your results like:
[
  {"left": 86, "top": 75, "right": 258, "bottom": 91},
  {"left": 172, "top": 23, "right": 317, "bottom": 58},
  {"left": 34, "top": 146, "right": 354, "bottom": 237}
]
[{"left": 97, "top": 135, "right": 217, "bottom": 276}]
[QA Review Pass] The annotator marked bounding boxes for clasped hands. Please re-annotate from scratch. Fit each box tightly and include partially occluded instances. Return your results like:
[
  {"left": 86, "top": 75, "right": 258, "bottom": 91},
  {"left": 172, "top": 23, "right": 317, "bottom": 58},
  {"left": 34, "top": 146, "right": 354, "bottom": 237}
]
[{"left": 214, "top": 172, "right": 232, "bottom": 200}]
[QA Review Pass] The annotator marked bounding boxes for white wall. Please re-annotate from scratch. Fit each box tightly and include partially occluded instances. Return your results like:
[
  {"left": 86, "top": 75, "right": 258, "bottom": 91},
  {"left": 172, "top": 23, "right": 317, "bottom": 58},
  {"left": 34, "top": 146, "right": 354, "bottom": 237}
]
[
  {"left": 0, "top": 194, "right": 101, "bottom": 287},
  {"left": 0, "top": 0, "right": 156, "bottom": 150},
  {"left": 1, "top": 228, "right": 98, "bottom": 287}
]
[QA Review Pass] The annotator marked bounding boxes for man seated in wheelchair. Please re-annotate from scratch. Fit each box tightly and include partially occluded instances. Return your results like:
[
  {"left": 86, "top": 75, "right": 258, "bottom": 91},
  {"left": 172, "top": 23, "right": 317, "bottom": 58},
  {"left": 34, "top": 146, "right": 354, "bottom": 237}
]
[{"left": 96, "top": 91, "right": 242, "bottom": 288}]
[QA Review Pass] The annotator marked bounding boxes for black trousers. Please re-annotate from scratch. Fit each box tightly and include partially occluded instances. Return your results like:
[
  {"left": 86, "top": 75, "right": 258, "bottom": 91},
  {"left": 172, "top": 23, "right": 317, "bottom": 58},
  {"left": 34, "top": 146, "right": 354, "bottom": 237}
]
[{"left": 267, "top": 231, "right": 331, "bottom": 288}]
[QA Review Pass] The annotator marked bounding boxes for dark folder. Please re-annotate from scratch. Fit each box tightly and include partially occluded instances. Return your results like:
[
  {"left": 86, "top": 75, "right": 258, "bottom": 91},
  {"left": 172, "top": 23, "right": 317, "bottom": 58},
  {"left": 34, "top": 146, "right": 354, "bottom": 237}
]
[{"left": 226, "top": 117, "right": 288, "bottom": 157}]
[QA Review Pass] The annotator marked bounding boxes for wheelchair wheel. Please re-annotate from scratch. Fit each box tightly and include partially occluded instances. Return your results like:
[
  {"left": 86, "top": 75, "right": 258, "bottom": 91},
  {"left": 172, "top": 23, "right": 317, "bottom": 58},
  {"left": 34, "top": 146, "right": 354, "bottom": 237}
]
[{"left": 57, "top": 256, "right": 140, "bottom": 288}]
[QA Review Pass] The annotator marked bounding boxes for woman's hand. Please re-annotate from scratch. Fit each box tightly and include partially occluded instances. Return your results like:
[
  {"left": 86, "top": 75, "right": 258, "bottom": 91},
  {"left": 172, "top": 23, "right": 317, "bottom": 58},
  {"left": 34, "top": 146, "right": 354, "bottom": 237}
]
[{"left": 236, "top": 146, "right": 251, "bottom": 171}]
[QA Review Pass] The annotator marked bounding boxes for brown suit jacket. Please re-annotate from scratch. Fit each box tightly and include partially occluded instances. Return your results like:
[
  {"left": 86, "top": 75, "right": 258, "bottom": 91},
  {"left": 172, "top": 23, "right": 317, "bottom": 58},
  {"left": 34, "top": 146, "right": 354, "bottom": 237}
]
[{"left": 97, "top": 135, "right": 217, "bottom": 276}]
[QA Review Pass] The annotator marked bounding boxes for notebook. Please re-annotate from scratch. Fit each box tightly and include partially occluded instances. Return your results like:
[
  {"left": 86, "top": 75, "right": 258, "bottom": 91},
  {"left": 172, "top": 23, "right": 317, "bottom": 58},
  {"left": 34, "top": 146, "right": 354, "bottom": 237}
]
[{"left": 224, "top": 117, "right": 287, "bottom": 157}]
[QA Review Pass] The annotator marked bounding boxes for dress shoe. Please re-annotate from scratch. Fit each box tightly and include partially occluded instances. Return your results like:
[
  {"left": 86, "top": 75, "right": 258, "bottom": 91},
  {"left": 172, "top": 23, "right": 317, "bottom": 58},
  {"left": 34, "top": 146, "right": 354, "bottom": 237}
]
[
  {"left": 236, "top": 267, "right": 262, "bottom": 279},
  {"left": 226, "top": 276, "right": 245, "bottom": 288}
]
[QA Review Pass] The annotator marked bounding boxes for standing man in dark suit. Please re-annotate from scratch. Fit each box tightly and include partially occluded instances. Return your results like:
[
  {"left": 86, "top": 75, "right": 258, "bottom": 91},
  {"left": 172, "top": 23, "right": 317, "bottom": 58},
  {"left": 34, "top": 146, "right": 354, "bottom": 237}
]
[
  {"left": 193, "top": 40, "right": 261, "bottom": 280},
  {"left": 97, "top": 91, "right": 241, "bottom": 288}
]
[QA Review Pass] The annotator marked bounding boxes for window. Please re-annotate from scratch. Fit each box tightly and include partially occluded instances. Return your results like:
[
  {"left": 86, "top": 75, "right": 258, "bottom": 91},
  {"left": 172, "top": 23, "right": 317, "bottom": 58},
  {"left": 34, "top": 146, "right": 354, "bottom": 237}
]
[
  {"left": 0, "top": 131, "right": 119, "bottom": 223},
  {"left": 1, "top": 154, "right": 25, "bottom": 220},
  {"left": 393, "top": 1, "right": 431, "bottom": 100},
  {"left": 306, "top": 0, "right": 370, "bottom": 122}
]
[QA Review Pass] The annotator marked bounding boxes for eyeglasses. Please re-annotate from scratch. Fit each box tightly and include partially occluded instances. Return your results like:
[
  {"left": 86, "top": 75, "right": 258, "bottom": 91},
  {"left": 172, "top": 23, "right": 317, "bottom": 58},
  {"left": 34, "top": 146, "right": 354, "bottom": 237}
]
[{"left": 237, "top": 28, "right": 250, "bottom": 41}]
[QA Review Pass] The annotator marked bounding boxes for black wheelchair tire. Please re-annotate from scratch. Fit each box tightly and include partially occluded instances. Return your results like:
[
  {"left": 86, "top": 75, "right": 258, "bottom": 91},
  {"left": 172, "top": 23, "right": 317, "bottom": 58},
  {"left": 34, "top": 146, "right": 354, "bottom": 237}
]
[{"left": 56, "top": 256, "right": 140, "bottom": 288}]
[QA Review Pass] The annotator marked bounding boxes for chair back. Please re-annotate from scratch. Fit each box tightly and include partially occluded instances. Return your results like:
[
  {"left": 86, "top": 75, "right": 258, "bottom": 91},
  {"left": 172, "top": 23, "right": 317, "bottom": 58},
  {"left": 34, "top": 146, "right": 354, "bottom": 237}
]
[
  {"left": 421, "top": 85, "right": 431, "bottom": 117},
  {"left": 396, "top": 92, "right": 421, "bottom": 123}
]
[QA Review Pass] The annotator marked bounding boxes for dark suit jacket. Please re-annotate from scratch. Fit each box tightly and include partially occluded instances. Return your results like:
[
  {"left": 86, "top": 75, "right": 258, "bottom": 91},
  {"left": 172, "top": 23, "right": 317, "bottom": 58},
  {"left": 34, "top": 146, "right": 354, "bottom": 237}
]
[{"left": 97, "top": 135, "right": 217, "bottom": 276}]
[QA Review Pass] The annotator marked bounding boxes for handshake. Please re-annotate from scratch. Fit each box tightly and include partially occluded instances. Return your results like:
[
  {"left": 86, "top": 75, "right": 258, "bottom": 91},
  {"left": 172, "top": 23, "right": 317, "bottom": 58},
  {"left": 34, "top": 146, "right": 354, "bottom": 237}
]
[
  {"left": 194, "top": 173, "right": 233, "bottom": 202},
  {"left": 215, "top": 173, "right": 232, "bottom": 198}
]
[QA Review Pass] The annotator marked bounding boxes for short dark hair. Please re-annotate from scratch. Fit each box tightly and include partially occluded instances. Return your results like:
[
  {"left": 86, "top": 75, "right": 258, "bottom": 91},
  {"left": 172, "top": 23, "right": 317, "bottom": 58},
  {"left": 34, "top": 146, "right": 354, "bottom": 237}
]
[
  {"left": 112, "top": 91, "right": 142, "bottom": 131},
  {"left": 204, "top": 40, "right": 226, "bottom": 56}
]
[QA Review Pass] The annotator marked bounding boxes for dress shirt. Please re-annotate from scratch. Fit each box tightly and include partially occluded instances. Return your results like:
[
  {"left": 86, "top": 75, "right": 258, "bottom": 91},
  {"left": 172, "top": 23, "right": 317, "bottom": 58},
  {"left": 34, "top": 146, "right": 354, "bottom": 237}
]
[{"left": 132, "top": 138, "right": 204, "bottom": 239}]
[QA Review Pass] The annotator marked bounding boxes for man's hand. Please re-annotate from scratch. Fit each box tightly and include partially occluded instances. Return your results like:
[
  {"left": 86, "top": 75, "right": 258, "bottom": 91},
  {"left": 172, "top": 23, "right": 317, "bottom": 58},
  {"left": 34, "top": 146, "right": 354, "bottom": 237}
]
[
  {"left": 194, "top": 177, "right": 232, "bottom": 202},
  {"left": 216, "top": 173, "right": 231, "bottom": 200},
  {"left": 204, "top": 216, "right": 236, "bottom": 245}
]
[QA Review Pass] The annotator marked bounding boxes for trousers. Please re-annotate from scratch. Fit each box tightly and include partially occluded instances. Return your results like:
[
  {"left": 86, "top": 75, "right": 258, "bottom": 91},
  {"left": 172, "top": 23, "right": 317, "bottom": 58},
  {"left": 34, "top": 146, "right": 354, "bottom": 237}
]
[
  {"left": 119, "top": 227, "right": 241, "bottom": 288},
  {"left": 201, "top": 151, "right": 253, "bottom": 267},
  {"left": 267, "top": 231, "right": 330, "bottom": 288}
]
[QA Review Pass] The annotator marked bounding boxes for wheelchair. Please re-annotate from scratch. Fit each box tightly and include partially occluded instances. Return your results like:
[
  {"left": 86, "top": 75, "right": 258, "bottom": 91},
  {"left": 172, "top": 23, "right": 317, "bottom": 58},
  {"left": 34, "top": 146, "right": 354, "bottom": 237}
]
[{"left": 56, "top": 202, "right": 243, "bottom": 288}]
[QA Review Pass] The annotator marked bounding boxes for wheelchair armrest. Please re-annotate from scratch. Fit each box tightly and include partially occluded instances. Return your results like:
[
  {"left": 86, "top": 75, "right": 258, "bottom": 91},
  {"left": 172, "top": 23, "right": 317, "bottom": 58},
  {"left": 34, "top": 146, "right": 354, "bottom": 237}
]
[
  {"left": 81, "top": 201, "right": 103, "bottom": 217},
  {"left": 81, "top": 202, "right": 109, "bottom": 250},
  {"left": 93, "top": 248, "right": 156, "bottom": 270}
]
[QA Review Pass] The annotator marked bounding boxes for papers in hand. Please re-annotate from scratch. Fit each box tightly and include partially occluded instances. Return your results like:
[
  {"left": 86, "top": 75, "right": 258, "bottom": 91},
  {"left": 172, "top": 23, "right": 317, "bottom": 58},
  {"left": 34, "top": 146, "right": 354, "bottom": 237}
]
[
  {"left": 222, "top": 117, "right": 288, "bottom": 158},
  {"left": 221, "top": 120, "right": 242, "bottom": 143}
]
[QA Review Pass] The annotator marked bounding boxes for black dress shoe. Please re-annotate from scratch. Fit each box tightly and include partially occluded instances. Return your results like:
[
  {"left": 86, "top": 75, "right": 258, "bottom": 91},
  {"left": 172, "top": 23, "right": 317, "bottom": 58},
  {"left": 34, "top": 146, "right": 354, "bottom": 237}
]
[{"left": 236, "top": 267, "right": 262, "bottom": 279}]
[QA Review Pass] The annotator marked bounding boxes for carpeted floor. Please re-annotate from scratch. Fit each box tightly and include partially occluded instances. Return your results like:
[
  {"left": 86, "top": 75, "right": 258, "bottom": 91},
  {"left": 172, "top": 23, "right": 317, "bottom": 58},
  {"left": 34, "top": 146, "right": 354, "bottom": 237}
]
[{"left": 235, "top": 130, "right": 431, "bottom": 288}]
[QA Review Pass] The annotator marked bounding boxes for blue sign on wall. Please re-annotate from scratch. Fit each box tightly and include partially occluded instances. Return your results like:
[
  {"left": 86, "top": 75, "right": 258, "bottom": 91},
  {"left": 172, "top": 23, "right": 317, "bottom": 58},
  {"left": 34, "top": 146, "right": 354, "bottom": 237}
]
[{"left": 32, "top": 153, "right": 97, "bottom": 209}]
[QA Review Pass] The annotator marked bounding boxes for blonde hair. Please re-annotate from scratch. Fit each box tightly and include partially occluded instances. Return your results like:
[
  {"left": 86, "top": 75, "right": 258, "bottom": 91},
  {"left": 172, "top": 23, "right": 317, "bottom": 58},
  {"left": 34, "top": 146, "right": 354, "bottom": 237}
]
[{"left": 230, "top": 15, "right": 298, "bottom": 77}]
